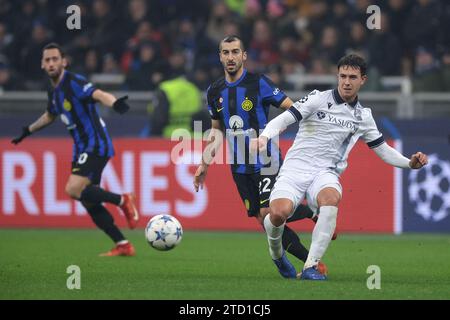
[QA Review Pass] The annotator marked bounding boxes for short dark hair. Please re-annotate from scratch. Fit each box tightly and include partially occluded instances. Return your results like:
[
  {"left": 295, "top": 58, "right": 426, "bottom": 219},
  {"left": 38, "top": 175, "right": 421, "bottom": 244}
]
[
  {"left": 219, "top": 35, "right": 245, "bottom": 52},
  {"left": 42, "top": 42, "right": 65, "bottom": 57},
  {"left": 337, "top": 54, "right": 367, "bottom": 76}
]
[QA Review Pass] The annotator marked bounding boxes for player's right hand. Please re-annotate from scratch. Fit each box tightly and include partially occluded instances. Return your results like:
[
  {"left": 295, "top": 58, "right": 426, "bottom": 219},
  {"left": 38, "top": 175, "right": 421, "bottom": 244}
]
[
  {"left": 11, "top": 126, "right": 31, "bottom": 145},
  {"left": 250, "top": 136, "right": 268, "bottom": 152},
  {"left": 193, "top": 164, "right": 208, "bottom": 192}
]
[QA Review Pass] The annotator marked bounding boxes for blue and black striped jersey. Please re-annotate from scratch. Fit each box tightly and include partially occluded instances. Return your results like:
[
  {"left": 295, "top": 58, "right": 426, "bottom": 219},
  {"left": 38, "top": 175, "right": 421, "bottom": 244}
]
[
  {"left": 46, "top": 71, "right": 115, "bottom": 161},
  {"left": 207, "top": 69, "right": 287, "bottom": 174}
]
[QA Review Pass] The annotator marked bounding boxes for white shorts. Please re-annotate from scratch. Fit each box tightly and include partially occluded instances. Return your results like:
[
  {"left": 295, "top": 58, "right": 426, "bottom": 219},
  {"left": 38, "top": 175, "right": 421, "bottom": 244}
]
[{"left": 270, "top": 170, "right": 342, "bottom": 217}]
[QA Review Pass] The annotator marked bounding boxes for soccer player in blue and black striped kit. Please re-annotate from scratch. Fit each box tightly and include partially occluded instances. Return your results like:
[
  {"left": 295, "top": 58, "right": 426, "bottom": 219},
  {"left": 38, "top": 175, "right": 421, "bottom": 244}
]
[
  {"left": 194, "top": 36, "right": 333, "bottom": 278},
  {"left": 11, "top": 43, "right": 140, "bottom": 257}
]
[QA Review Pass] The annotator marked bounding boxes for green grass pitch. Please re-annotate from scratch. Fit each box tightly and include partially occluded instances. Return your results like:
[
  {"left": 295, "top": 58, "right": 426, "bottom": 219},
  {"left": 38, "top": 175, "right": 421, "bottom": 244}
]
[{"left": 1, "top": 229, "right": 449, "bottom": 300}]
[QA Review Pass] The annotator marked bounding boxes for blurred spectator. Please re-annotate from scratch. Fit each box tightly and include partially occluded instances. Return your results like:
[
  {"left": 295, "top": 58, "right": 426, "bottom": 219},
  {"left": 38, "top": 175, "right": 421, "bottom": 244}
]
[
  {"left": 19, "top": 22, "right": 52, "bottom": 89},
  {"left": 0, "top": 61, "right": 21, "bottom": 91},
  {"left": 0, "top": 0, "right": 447, "bottom": 92},
  {"left": 367, "top": 13, "right": 402, "bottom": 75},
  {"left": 312, "top": 25, "right": 345, "bottom": 66},
  {"left": 148, "top": 74, "right": 203, "bottom": 137},
  {"left": 403, "top": 0, "right": 442, "bottom": 55},
  {"left": 347, "top": 21, "right": 368, "bottom": 56},
  {"left": 441, "top": 52, "right": 450, "bottom": 92},
  {"left": 305, "top": 0, "right": 329, "bottom": 38},
  {"left": 247, "top": 19, "right": 279, "bottom": 71},
  {"left": 384, "top": 0, "right": 412, "bottom": 47},
  {"left": 102, "top": 53, "right": 121, "bottom": 74},
  {"left": 84, "top": 49, "right": 101, "bottom": 76},
  {"left": 86, "top": 0, "right": 122, "bottom": 57},
  {"left": 121, "top": 21, "right": 168, "bottom": 73},
  {"left": 207, "top": 1, "right": 234, "bottom": 43},
  {"left": 266, "top": 64, "right": 294, "bottom": 91},
  {"left": 329, "top": 0, "right": 352, "bottom": 33},
  {"left": 278, "top": 35, "right": 309, "bottom": 65},
  {"left": 0, "top": 22, "right": 13, "bottom": 57},
  {"left": 126, "top": 0, "right": 150, "bottom": 36},
  {"left": 0, "top": 0, "right": 14, "bottom": 26},
  {"left": 125, "top": 42, "right": 167, "bottom": 90},
  {"left": 224, "top": 0, "right": 245, "bottom": 16},
  {"left": 350, "top": 0, "right": 373, "bottom": 24},
  {"left": 413, "top": 46, "right": 444, "bottom": 92}
]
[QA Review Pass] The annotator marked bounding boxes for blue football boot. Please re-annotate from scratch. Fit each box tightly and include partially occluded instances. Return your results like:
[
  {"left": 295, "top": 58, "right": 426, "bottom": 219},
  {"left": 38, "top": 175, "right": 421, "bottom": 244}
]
[
  {"left": 300, "top": 265, "right": 328, "bottom": 280},
  {"left": 273, "top": 251, "right": 297, "bottom": 279}
]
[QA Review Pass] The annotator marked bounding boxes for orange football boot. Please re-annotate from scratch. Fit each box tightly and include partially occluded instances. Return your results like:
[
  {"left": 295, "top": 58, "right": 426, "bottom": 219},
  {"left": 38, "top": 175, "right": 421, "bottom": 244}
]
[
  {"left": 119, "top": 193, "right": 139, "bottom": 229},
  {"left": 99, "top": 242, "right": 135, "bottom": 257}
]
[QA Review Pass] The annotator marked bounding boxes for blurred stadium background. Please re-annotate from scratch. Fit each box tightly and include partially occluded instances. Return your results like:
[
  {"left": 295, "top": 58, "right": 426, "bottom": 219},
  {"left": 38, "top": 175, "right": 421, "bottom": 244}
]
[
  {"left": 1, "top": 0, "right": 449, "bottom": 233},
  {"left": 0, "top": 0, "right": 449, "bottom": 300}
]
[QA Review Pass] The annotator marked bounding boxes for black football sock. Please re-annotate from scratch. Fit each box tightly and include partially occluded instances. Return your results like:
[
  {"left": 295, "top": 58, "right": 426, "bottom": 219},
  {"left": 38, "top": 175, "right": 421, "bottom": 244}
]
[
  {"left": 286, "top": 204, "right": 314, "bottom": 223},
  {"left": 79, "top": 185, "right": 122, "bottom": 206},
  {"left": 282, "top": 225, "right": 309, "bottom": 262},
  {"left": 85, "top": 203, "right": 126, "bottom": 243}
]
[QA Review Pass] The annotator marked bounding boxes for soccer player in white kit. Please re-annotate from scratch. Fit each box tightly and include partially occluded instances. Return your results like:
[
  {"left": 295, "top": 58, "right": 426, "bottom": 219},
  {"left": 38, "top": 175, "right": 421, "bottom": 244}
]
[{"left": 251, "top": 54, "right": 428, "bottom": 280}]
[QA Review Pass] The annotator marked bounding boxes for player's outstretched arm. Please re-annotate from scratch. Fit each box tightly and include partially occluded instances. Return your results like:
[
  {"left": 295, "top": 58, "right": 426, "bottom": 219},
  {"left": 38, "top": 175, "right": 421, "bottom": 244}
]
[
  {"left": 194, "top": 120, "right": 223, "bottom": 192},
  {"left": 250, "top": 110, "right": 297, "bottom": 152},
  {"left": 372, "top": 143, "right": 428, "bottom": 169},
  {"left": 92, "top": 89, "right": 130, "bottom": 114},
  {"left": 11, "top": 111, "right": 56, "bottom": 145}
]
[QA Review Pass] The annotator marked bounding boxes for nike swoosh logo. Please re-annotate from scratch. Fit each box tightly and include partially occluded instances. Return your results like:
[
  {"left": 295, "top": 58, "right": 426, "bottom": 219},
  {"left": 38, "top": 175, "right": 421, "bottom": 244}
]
[
  {"left": 260, "top": 199, "right": 270, "bottom": 205},
  {"left": 216, "top": 107, "right": 224, "bottom": 112}
]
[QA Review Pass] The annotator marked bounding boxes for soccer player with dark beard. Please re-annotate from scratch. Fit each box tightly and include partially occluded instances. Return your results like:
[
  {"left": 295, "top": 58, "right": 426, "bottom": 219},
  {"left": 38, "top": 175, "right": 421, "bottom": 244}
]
[
  {"left": 194, "top": 36, "right": 335, "bottom": 278},
  {"left": 11, "top": 43, "right": 140, "bottom": 257}
]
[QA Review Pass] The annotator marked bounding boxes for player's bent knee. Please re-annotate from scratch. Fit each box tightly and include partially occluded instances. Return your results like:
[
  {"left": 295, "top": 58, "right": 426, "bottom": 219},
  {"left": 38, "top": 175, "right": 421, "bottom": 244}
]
[
  {"left": 317, "top": 188, "right": 341, "bottom": 207},
  {"left": 65, "top": 183, "right": 83, "bottom": 200},
  {"left": 269, "top": 201, "right": 292, "bottom": 223}
]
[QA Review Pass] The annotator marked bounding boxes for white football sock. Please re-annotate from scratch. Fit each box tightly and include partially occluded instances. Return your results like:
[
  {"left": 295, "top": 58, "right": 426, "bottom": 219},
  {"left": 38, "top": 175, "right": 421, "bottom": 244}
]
[
  {"left": 304, "top": 206, "right": 338, "bottom": 269},
  {"left": 263, "top": 214, "right": 285, "bottom": 260}
]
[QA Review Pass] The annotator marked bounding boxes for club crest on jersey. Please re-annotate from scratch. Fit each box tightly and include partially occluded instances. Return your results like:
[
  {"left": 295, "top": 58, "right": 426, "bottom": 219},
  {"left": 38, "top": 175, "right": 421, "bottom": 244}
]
[
  {"left": 273, "top": 88, "right": 280, "bottom": 95},
  {"left": 354, "top": 107, "right": 362, "bottom": 120},
  {"left": 317, "top": 111, "right": 326, "bottom": 119},
  {"left": 241, "top": 97, "right": 253, "bottom": 111},
  {"left": 63, "top": 99, "right": 72, "bottom": 111}
]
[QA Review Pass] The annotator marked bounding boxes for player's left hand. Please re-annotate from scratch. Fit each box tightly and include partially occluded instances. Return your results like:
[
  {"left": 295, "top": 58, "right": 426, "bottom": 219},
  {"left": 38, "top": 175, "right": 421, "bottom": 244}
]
[
  {"left": 409, "top": 152, "right": 428, "bottom": 169},
  {"left": 193, "top": 164, "right": 208, "bottom": 192},
  {"left": 113, "top": 95, "right": 130, "bottom": 114}
]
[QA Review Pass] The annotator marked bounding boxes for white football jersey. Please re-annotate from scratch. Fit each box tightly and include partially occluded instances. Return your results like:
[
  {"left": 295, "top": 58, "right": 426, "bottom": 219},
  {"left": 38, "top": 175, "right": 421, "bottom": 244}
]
[{"left": 281, "top": 89, "right": 384, "bottom": 176}]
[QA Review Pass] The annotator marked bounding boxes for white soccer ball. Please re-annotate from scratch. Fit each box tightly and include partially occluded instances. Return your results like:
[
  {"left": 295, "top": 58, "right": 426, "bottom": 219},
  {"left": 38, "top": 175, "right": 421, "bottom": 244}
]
[{"left": 145, "top": 214, "right": 183, "bottom": 251}]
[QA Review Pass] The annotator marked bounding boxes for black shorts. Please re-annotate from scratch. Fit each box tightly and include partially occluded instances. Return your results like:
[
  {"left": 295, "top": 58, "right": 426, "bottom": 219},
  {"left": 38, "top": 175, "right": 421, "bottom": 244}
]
[
  {"left": 232, "top": 172, "right": 277, "bottom": 217},
  {"left": 71, "top": 153, "right": 109, "bottom": 185}
]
